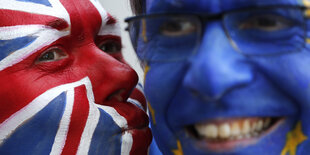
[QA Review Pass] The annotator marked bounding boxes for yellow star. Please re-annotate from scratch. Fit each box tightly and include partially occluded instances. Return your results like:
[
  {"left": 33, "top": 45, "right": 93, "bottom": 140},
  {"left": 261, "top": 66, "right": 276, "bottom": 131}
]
[
  {"left": 141, "top": 19, "right": 148, "bottom": 43},
  {"left": 281, "top": 121, "right": 307, "bottom": 155},
  {"left": 304, "top": 9, "right": 310, "bottom": 18},
  {"left": 303, "top": 0, "right": 310, "bottom": 7},
  {"left": 144, "top": 64, "right": 150, "bottom": 85},
  {"left": 147, "top": 102, "right": 156, "bottom": 125},
  {"left": 172, "top": 140, "right": 183, "bottom": 155},
  {"left": 143, "top": 65, "right": 156, "bottom": 125},
  {"left": 303, "top": 0, "right": 310, "bottom": 17}
]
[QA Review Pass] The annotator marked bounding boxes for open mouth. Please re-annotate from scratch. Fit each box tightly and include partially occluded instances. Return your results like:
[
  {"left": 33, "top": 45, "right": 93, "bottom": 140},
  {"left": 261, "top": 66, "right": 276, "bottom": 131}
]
[{"left": 187, "top": 117, "right": 284, "bottom": 151}]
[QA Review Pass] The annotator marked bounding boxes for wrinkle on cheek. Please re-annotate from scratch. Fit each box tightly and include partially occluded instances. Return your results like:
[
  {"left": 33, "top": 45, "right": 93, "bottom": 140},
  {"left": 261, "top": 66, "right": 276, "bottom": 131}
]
[
  {"left": 8, "top": 71, "right": 43, "bottom": 93},
  {"left": 35, "top": 55, "right": 73, "bottom": 71},
  {"left": 35, "top": 66, "right": 77, "bottom": 84}
]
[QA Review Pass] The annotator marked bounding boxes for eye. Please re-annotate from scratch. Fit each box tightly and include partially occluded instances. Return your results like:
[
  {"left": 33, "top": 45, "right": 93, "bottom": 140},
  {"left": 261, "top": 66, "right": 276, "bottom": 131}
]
[
  {"left": 239, "top": 14, "right": 293, "bottom": 32},
  {"left": 37, "top": 47, "right": 68, "bottom": 63},
  {"left": 160, "top": 18, "right": 197, "bottom": 37},
  {"left": 98, "top": 41, "right": 122, "bottom": 54}
]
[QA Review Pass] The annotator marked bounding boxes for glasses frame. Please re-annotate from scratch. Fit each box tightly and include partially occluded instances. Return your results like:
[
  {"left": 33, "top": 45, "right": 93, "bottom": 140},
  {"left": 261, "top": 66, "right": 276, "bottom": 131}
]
[{"left": 125, "top": 5, "right": 309, "bottom": 61}]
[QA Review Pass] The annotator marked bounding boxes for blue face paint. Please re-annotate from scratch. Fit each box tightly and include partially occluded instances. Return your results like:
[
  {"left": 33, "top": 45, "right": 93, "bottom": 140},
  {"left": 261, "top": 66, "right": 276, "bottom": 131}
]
[
  {"left": 139, "top": 0, "right": 310, "bottom": 154},
  {"left": 16, "top": 0, "right": 52, "bottom": 6}
]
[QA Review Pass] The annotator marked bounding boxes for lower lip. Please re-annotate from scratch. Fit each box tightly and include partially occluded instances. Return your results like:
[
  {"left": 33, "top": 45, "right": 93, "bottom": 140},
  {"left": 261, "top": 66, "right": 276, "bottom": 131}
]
[
  {"left": 124, "top": 127, "right": 152, "bottom": 154},
  {"left": 122, "top": 126, "right": 151, "bottom": 135},
  {"left": 97, "top": 100, "right": 152, "bottom": 149},
  {"left": 195, "top": 118, "right": 285, "bottom": 152}
]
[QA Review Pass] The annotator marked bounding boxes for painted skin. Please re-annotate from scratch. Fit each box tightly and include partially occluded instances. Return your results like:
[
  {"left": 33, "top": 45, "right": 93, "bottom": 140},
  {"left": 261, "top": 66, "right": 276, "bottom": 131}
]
[
  {"left": 140, "top": 0, "right": 310, "bottom": 154},
  {"left": 0, "top": 0, "right": 151, "bottom": 154}
]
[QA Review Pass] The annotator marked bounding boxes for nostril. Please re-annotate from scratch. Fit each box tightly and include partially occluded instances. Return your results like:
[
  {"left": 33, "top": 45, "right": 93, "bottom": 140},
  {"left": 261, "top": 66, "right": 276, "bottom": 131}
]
[
  {"left": 189, "top": 88, "right": 218, "bottom": 102},
  {"left": 106, "top": 89, "right": 125, "bottom": 102},
  {"left": 190, "top": 88, "right": 200, "bottom": 98}
]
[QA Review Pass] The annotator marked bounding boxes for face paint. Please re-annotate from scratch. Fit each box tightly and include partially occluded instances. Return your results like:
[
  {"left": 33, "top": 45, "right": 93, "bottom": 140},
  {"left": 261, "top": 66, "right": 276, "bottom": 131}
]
[
  {"left": 135, "top": 0, "right": 310, "bottom": 154},
  {"left": 0, "top": 0, "right": 151, "bottom": 154}
]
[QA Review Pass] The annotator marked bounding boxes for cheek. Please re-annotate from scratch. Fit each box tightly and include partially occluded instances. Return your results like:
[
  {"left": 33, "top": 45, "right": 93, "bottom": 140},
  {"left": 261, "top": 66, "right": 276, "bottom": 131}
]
[
  {"left": 109, "top": 52, "right": 124, "bottom": 62},
  {"left": 250, "top": 52, "right": 310, "bottom": 103},
  {"left": 0, "top": 61, "right": 80, "bottom": 105},
  {"left": 0, "top": 64, "right": 87, "bottom": 124},
  {"left": 144, "top": 62, "right": 188, "bottom": 111},
  {"left": 1, "top": 72, "right": 58, "bottom": 101}
]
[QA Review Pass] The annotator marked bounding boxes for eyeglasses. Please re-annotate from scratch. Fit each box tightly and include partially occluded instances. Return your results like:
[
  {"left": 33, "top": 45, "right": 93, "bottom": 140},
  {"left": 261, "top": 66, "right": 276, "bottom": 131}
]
[{"left": 125, "top": 6, "right": 307, "bottom": 62}]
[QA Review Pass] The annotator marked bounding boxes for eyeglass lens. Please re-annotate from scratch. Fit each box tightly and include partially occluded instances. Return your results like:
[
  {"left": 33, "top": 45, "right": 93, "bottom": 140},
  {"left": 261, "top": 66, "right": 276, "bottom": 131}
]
[{"left": 128, "top": 7, "right": 306, "bottom": 62}]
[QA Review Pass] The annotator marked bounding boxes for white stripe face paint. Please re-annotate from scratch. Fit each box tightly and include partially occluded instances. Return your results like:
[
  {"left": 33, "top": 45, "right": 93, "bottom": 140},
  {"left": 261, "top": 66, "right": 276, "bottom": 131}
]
[
  {"left": 76, "top": 79, "right": 100, "bottom": 155},
  {"left": 0, "top": 25, "right": 69, "bottom": 71},
  {"left": 0, "top": 0, "right": 70, "bottom": 24},
  {"left": 89, "top": 0, "right": 121, "bottom": 37},
  {"left": 121, "top": 131, "right": 133, "bottom": 155},
  {"left": 0, "top": 0, "right": 70, "bottom": 71},
  {"left": 50, "top": 89, "right": 75, "bottom": 155},
  {"left": 0, "top": 77, "right": 91, "bottom": 144},
  {"left": 128, "top": 98, "right": 144, "bottom": 111},
  {"left": 0, "top": 77, "right": 133, "bottom": 154},
  {"left": 96, "top": 104, "right": 132, "bottom": 155}
]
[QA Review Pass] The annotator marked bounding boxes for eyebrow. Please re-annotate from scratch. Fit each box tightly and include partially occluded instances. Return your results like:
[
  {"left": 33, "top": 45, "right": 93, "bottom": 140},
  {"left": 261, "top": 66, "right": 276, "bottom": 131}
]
[
  {"left": 0, "top": 9, "right": 69, "bottom": 31},
  {"left": 47, "top": 18, "right": 69, "bottom": 30}
]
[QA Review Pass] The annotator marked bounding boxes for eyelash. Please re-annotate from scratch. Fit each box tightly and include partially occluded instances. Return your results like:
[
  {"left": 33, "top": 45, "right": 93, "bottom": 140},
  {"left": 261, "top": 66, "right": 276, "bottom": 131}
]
[
  {"left": 36, "top": 47, "right": 68, "bottom": 63},
  {"left": 35, "top": 38, "right": 122, "bottom": 65},
  {"left": 97, "top": 40, "right": 122, "bottom": 54}
]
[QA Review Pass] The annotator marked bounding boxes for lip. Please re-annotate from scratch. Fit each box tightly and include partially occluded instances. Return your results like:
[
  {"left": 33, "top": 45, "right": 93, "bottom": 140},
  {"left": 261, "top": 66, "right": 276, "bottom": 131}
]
[
  {"left": 112, "top": 101, "right": 152, "bottom": 154},
  {"left": 126, "top": 127, "right": 153, "bottom": 154},
  {"left": 99, "top": 100, "right": 150, "bottom": 129},
  {"left": 96, "top": 100, "right": 152, "bottom": 153},
  {"left": 187, "top": 117, "right": 286, "bottom": 152},
  {"left": 98, "top": 86, "right": 150, "bottom": 131}
]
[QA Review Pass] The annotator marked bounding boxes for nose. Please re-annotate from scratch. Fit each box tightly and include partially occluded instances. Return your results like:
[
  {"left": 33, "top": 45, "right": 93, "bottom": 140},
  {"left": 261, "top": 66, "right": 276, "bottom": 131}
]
[
  {"left": 183, "top": 22, "right": 254, "bottom": 101},
  {"left": 75, "top": 44, "right": 138, "bottom": 104}
]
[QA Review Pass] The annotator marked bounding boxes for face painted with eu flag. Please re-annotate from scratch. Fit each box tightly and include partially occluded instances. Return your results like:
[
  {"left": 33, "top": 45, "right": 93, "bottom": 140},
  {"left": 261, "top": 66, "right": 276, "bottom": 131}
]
[
  {"left": 127, "top": 0, "right": 310, "bottom": 154},
  {"left": 0, "top": 0, "right": 152, "bottom": 154}
]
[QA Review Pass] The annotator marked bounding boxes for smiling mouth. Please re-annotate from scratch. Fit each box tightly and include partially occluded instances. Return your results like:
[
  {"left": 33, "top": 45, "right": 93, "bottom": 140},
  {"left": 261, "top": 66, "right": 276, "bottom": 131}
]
[{"left": 187, "top": 117, "right": 283, "bottom": 151}]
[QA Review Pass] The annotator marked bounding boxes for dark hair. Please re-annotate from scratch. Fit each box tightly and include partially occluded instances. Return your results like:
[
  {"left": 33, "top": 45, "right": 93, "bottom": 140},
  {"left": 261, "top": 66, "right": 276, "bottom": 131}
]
[{"left": 130, "top": 0, "right": 145, "bottom": 14}]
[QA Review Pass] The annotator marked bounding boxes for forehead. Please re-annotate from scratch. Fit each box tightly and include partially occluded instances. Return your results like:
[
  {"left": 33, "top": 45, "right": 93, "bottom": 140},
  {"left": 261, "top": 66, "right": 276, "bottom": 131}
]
[
  {"left": 0, "top": 0, "right": 107, "bottom": 28},
  {"left": 146, "top": 0, "right": 306, "bottom": 13},
  {"left": 0, "top": 0, "right": 117, "bottom": 71}
]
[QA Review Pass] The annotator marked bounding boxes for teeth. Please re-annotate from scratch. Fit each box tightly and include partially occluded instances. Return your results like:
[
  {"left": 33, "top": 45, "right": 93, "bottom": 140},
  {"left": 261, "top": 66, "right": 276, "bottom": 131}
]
[
  {"left": 242, "top": 120, "right": 250, "bottom": 134},
  {"left": 196, "top": 124, "right": 218, "bottom": 139},
  {"left": 256, "top": 120, "right": 263, "bottom": 131},
  {"left": 206, "top": 125, "right": 218, "bottom": 139},
  {"left": 219, "top": 124, "right": 230, "bottom": 139},
  {"left": 231, "top": 122, "right": 240, "bottom": 137},
  {"left": 251, "top": 122, "right": 257, "bottom": 132},
  {"left": 236, "top": 135, "right": 243, "bottom": 140},
  {"left": 264, "top": 118, "right": 271, "bottom": 128},
  {"left": 252, "top": 132, "right": 259, "bottom": 137},
  {"left": 195, "top": 118, "right": 273, "bottom": 141},
  {"left": 245, "top": 134, "right": 251, "bottom": 139}
]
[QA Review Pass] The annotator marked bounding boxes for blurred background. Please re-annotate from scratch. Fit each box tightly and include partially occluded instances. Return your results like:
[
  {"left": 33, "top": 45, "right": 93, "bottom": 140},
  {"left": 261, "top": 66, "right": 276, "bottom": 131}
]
[{"left": 99, "top": 0, "right": 144, "bottom": 82}]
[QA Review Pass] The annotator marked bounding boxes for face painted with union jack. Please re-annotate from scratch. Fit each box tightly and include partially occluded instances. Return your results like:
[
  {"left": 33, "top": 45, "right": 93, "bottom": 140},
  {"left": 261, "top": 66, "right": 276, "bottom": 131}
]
[{"left": 0, "top": 0, "right": 151, "bottom": 154}]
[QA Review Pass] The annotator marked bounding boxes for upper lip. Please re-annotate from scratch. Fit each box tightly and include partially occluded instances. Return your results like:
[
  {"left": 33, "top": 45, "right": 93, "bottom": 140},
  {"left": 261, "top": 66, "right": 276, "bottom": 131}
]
[
  {"left": 97, "top": 89, "right": 150, "bottom": 132},
  {"left": 96, "top": 100, "right": 150, "bottom": 132},
  {"left": 105, "top": 89, "right": 126, "bottom": 102}
]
